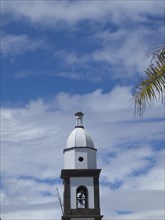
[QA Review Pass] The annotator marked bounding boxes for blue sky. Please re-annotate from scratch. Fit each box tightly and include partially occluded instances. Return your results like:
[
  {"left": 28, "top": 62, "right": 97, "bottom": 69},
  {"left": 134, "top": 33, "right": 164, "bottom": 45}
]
[{"left": 1, "top": 1, "right": 164, "bottom": 219}]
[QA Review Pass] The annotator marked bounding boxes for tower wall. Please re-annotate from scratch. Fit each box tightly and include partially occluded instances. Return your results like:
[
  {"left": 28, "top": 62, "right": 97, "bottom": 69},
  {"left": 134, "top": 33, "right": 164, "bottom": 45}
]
[
  {"left": 70, "top": 177, "right": 94, "bottom": 209},
  {"left": 64, "top": 147, "right": 97, "bottom": 169}
]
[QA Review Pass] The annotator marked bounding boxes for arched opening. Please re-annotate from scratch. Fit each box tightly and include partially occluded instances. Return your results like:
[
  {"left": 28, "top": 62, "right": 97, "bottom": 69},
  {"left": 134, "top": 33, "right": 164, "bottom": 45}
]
[{"left": 76, "top": 185, "right": 88, "bottom": 208}]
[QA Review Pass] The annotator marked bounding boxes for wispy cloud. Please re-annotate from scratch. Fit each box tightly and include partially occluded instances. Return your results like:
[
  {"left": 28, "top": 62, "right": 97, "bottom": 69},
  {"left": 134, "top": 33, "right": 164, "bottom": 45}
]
[
  {"left": 1, "top": 87, "right": 164, "bottom": 219},
  {"left": 2, "top": 1, "right": 163, "bottom": 26},
  {"left": 1, "top": 33, "right": 46, "bottom": 58},
  {"left": 1, "top": 1, "right": 164, "bottom": 219},
  {"left": 101, "top": 187, "right": 164, "bottom": 219},
  {"left": 1, "top": 1, "right": 163, "bottom": 81}
]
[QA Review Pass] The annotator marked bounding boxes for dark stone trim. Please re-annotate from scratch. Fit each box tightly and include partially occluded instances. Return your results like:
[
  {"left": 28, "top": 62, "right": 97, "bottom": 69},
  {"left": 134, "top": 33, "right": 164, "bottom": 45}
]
[
  {"left": 63, "top": 146, "right": 97, "bottom": 153},
  {"left": 94, "top": 177, "right": 100, "bottom": 209},
  {"left": 63, "top": 177, "right": 70, "bottom": 214},
  {"left": 75, "top": 125, "right": 84, "bottom": 128},
  {"left": 61, "top": 169, "right": 101, "bottom": 178},
  {"left": 75, "top": 111, "right": 84, "bottom": 117},
  {"left": 62, "top": 215, "right": 103, "bottom": 220},
  {"left": 68, "top": 208, "right": 100, "bottom": 215}
]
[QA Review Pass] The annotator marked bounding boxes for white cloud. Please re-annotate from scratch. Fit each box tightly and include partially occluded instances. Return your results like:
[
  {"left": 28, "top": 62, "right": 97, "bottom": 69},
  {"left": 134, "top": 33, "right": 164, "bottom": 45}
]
[
  {"left": 1, "top": 205, "right": 61, "bottom": 220},
  {"left": 54, "top": 86, "right": 133, "bottom": 113},
  {"left": 1, "top": 1, "right": 163, "bottom": 26},
  {"left": 1, "top": 33, "right": 46, "bottom": 58},
  {"left": 50, "top": 26, "right": 163, "bottom": 81},
  {"left": 92, "top": 25, "right": 164, "bottom": 78},
  {"left": 2, "top": 1, "right": 163, "bottom": 81},
  {"left": 101, "top": 186, "right": 164, "bottom": 219},
  {"left": 119, "top": 149, "right": 165, "bottom": 190},
  {"left": 53, "top": 50, "right": 89, "bottom": 66},
  {"left": 1, "top": 87, "right": 164, "bottom": 219},
  {"left": 1, "top": 1, "right": 164, "bottom": 219}
]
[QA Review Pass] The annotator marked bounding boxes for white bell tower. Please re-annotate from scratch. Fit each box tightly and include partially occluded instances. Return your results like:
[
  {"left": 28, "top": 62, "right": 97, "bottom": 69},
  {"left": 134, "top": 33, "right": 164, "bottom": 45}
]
[{"left": 61, "top": 112, "right": 103, "bottom": 220}]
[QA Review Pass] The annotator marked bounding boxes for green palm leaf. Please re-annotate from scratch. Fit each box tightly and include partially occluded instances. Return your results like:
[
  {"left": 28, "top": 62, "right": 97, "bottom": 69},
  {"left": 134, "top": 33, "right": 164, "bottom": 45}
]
[{"left": 134, "top": 45, "right": 165, "bottom": 116}]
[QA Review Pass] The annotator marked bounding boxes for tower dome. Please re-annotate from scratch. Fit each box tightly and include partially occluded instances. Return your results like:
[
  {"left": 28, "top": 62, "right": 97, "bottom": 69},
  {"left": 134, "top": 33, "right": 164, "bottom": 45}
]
[{"left": 66, "top": 112, "right": 95, "bottom": 148}]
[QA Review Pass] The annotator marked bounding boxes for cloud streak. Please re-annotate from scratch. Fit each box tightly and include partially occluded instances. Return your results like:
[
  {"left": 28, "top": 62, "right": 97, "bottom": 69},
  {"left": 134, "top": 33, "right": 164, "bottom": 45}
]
[
  {"left": 1, "top": 33, "right": 46, "bottom": 58},
  {"left": 2, "top": 1, "right": 163, "bottom": 26},
  {"left": 1, "top": 1, "right": 164, "bottom": 219},
  {"left": 1, "top": 1, "right": 163, "bottom": 81},
  {"left": 1, "top": 87, "right": 164, "bottom": 219}
]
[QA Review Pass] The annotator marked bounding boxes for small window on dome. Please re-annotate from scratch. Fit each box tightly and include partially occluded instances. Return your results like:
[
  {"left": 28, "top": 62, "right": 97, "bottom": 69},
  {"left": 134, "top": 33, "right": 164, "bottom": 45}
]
[{"left": 78, "top": 157, "right": 84, "bottom": 162}]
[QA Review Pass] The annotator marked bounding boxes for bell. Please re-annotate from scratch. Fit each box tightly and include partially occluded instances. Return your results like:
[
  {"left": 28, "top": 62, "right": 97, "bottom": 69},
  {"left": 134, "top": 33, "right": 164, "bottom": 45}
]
[{"left": 79, "top": 199, "right": 83, "bottom": 205}]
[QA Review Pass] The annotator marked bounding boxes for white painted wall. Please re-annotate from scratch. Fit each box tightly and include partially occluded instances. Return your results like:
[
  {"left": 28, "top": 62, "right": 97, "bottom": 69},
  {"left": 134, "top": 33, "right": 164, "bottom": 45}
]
[
  {"left": 87, "top": 148, "right": 96, "bottom": 169},
  {"left": 75, "top": 151, "right": 88, "bottom": 169},
  {"left": 75, "top": 148, "right": 96, "bottom": 169},
  {"left": 64, "top": 150, "right": 75, "bottom": 169},
  {"left": 70, "top": 177, "right": 94, "bottom": 209},
  {"left": 64, "top": 148, "right": 96, "bottom": 169}
]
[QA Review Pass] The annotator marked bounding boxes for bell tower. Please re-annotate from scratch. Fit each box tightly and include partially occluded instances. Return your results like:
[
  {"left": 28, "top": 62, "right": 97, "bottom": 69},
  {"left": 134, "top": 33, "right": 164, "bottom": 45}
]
[{"left": 61, "top": 112, "right": 103, "bottom": 220}]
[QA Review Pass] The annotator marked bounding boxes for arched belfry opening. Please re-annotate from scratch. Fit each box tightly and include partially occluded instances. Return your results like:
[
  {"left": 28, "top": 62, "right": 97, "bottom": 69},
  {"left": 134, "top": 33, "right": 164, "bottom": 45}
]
[
  {"left": 61, "top": 112, "right": 103, "bottom": 220},
  {"left": 76, "top": 185, "right": 88, "bottom": 208}
]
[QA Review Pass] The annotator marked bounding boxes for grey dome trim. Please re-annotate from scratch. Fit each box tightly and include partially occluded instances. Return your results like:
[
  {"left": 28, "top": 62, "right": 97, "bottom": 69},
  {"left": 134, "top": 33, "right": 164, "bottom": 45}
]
[{"left": 63, "top": 146, "right": 97, "bottom": 153}]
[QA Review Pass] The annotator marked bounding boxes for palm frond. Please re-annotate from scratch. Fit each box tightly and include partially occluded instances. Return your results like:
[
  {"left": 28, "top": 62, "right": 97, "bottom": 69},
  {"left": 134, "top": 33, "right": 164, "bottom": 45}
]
[{"left": 134, "top": 45, "right": 165, "bottom": 116}]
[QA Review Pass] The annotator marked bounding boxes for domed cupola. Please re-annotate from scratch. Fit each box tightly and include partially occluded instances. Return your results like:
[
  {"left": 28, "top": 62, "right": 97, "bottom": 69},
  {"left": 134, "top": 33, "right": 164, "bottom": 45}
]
[
  {"left": 66, "top": 112, "right": 95, "bottom": 149},
  {"left": 63, "top": 112, "right": 97, "bottom": 169}
]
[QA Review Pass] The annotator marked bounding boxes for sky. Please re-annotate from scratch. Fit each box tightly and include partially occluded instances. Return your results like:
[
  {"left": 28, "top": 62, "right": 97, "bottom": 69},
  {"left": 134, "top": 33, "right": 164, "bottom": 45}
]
[{"left": 0, "top": 0, "right": 165, "bottom": 219}]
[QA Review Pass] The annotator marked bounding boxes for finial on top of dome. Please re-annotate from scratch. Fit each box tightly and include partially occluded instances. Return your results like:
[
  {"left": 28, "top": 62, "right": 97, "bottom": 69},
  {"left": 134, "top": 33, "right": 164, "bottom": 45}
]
[{"left": 75, "top": 112, "right": 84, "bottom": 128}]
